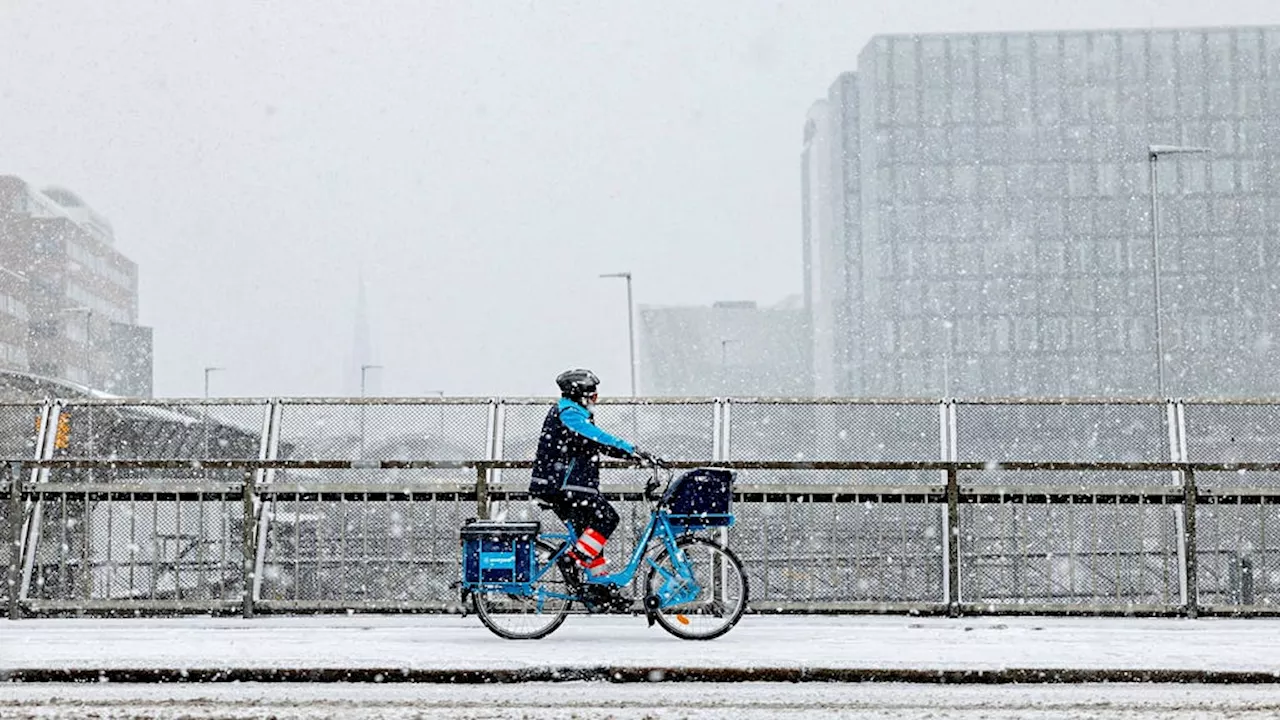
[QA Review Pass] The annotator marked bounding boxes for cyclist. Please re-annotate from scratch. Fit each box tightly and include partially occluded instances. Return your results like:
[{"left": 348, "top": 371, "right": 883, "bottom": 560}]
[{"left": 530, "top": 368, "right": 655, "bottom": 579}]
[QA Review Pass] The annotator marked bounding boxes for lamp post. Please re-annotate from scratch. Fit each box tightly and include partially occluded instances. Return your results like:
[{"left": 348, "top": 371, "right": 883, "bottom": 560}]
[
  {"left": 360, "top": 364, "right": 383, "bottom": 397},
  {"left": 200, "top": 367, "right": 224, "bottom": 461},
  {"left": 59, "top": 307, "right": 92, "bottom": 387},
  {"left": 720, "top": 339, "right": 736, "bottom": 396},
  {"left": 599, "top": 272, "right": 637, "bottom": 397},
  {"left": 358, "top": 364, "right": 382, "bottom": 457},
  {"left": 1148, "top": 144, "right": 1212, "bottom": 398},
  {"left": 425, "top": 389, "right": 445, "bottom": 439},
  {"left": 203, "top": 367, "right": 225, "bottom": 399}
]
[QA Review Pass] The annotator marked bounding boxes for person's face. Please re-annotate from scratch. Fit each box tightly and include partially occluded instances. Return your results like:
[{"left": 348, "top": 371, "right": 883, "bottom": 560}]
[{"left": 584, "top": 392, "right": 599, "bottom": 407}]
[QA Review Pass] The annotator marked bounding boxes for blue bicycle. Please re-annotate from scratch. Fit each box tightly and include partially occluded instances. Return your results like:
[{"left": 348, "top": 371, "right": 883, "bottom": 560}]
[{"left": 460, "top": 464, "right": 749, "bottom": 640}]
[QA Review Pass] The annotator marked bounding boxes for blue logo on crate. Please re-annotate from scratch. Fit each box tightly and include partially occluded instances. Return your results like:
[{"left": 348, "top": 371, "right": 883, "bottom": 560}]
[{"left": 461, "top": 521, "right": 539, "bottom": 584}]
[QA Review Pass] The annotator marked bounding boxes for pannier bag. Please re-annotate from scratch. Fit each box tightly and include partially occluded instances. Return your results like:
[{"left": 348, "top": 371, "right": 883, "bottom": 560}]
[
  {"left": 460, "top": 520, "right": 540, "bottom": 584},
  {"left": 663, "top": 468, "right": 735, "bottom": 528}
]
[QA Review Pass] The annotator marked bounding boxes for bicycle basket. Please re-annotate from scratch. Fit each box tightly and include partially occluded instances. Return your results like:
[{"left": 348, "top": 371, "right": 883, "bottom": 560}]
[
  {"left": 663, "top": 468, "right": 735, "bottom": 528},
  {"left": 460, "top": 520, "right": 540, "bottom": 584}
]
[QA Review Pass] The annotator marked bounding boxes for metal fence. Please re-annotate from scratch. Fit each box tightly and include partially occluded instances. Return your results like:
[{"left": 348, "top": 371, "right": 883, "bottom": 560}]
[{"left": 4, "top": 396, "right": 1280, "bottom": 618}]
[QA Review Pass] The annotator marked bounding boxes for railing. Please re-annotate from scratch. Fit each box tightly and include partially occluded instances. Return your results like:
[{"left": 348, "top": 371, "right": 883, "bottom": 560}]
[
  {"left": 4, "top": 396, "right": 1280, "bottom": 618},
  {"left": 4, "top": 456, "right": 1280, "bottom": 619}
]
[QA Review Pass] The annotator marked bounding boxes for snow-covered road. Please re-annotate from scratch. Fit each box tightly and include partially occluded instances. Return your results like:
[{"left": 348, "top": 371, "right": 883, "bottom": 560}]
[
  {"left": 5, "top": 682, "right": 1280, "bottom": 719},
  {"left": 4, "top": 614, "right": 1280, "bottom": 676}
]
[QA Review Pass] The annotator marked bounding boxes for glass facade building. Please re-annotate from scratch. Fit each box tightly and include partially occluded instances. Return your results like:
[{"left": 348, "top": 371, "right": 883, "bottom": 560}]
[{"left": 805, "top": 27, "right": 1280, "bottom": 397}]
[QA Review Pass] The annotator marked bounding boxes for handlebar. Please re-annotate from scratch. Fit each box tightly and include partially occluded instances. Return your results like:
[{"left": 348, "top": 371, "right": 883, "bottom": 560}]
[{"left": 641, "top": 460, "right": 673, "bottom": 503}]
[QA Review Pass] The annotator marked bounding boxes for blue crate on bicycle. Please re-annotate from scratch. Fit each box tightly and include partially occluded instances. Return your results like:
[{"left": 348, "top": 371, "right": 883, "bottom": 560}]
[
  {"left": 663, "top": 468, "right": 735, "bottom": 529},
  {"left": 460, "top": 520, "right": 540, "bottom": 584}
]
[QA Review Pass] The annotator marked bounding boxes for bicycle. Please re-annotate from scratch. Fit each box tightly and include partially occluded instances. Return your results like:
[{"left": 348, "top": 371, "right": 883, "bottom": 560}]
[{"left": 459, "top": 463, "right": 749, "bottom": 640}]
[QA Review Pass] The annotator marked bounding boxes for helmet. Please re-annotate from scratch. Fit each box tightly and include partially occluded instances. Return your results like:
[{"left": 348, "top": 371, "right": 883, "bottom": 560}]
[{"left": 556, "top": 368, "right": 600, "bottom": 398}]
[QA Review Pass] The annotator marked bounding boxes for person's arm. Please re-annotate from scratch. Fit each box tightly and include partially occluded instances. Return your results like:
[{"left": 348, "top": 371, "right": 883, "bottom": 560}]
[{"left": 559, "top": 403, "right": 636, "bottom": 456}]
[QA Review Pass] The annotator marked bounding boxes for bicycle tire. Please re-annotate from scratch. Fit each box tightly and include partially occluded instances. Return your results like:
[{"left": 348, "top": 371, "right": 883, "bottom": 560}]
[
  {"left": 643, "top": 535, "right": 748, "bottom": 640},
  {"left": 473, "top": 540, "right": 572, "bottom": 640}
]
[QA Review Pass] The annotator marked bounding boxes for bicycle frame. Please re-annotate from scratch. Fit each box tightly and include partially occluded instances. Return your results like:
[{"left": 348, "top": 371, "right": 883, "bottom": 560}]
[{"left": 466, "top": 508, "right": 702, "bottom": 610}]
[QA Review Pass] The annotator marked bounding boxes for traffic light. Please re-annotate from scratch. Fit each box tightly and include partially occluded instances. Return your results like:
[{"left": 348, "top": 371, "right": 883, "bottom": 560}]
[{"left": 34, "top": 412, "right": 72, "bottom": 450}]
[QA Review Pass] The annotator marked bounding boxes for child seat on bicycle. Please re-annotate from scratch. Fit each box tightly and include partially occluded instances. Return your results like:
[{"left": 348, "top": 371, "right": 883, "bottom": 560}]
[{"left": 529, "top": 368, "right": 656, "bottom": 576}]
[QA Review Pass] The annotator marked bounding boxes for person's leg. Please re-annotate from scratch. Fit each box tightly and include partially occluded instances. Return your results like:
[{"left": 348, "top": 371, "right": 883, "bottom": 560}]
[{"left": 564, "top": 490, "right": 619, "bottom": 573}]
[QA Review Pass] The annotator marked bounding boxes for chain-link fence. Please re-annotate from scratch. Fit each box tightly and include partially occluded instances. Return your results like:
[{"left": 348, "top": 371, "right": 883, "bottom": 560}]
[
  {"left": 959, "top": 490, "right": 1182, "bottom": 610},
  {"left": 0, "top": 403, "right": 42, "bottom": 610},
  {"left": 4, "top": 397, "right": 1280, "bottom": 617},
  {"left": 1180, "top": 402, "right": 1280, "bottom": 610},
  {"left": 21, "top": 479, "right": 245, "bottom": 611}
]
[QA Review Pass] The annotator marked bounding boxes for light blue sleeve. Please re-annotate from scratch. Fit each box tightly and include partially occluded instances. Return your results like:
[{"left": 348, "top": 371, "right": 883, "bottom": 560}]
[{"left": 559, "top": 402, "right": 636, "bottom": 455}]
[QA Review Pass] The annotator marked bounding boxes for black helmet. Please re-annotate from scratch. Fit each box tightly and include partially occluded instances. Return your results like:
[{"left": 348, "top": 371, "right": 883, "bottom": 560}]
[{"left": 556, "top": 368, "right": 600, "bottom": 398}]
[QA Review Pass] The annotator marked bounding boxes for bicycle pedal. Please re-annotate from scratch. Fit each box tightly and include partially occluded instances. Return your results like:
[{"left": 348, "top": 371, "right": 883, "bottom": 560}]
[
  {"left": 643, "top": 594, "right": 660, "bottom": 627},
  {"left": 581, "top": 585, "right": 631, "bottom": 614}
]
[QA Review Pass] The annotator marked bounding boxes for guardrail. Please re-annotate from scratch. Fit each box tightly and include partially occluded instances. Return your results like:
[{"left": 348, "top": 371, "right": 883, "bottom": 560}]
[{"left": 5, "top": 457, "right": 1280, "bottom": 619}]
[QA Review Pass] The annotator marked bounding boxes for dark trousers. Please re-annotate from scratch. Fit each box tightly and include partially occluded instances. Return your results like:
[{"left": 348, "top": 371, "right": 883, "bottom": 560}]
[{"left": 540, "top": 488, "right": 620, "bottom": 541}]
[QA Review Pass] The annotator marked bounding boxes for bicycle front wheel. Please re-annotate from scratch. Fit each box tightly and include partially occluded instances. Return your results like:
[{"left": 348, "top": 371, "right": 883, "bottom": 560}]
[
  {"left": 644, "top": 536, "right": 748, "bottom": 640},
  {"left": 473, "top": 540, "right": 572, "bottom": 640}
]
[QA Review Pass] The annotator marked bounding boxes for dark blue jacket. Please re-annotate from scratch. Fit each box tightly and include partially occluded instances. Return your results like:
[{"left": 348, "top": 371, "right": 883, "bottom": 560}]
[{"left": 529, "top": 398, "right": 636, "bottom": 496}]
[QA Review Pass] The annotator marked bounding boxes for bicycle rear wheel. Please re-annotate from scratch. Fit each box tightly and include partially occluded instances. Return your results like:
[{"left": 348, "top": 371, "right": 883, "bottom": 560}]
[
  {"left": 473, "top": 540, "right": 573, "bottom": 640},
  {"left": 644, "top": 536, "right": 748, "bottom": 640}
]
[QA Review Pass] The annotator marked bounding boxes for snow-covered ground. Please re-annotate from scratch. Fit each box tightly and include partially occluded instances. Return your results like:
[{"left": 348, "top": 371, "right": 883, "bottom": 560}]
[
  {"left": 4, "top": 682, "right": 1280, "bottom": 719},
  {"left": 7, "top": 616, "right": 1280, "bottom": 718},
  {"left": 4, "top": 614, "right": 1280, "bottom": 674}
]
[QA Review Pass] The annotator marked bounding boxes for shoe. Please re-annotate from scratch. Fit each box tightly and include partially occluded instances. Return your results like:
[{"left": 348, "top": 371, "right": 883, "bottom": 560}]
[
  {"left": 583, "top": 584, "right": 632, "bottom": 613},
  {"left": 575, "top": 554, "right": 608, "bottom": 577}
]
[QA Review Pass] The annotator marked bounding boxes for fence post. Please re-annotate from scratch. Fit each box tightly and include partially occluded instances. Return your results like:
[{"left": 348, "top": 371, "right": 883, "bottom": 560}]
[
  {"left": 1181, "top": 466, "right": 1199, "bottom": 619},
  {"left": 241, "top": 469, "right": 256, "bottom": 619},
  {"left": 946, "top": 465, "right": 961, "bottom": 618},
  {"left": 7, "top": 462, "right": 21, "bottom": 620},
  {"left": 476, "top": 464, "right": 490, "bottom": 520}
]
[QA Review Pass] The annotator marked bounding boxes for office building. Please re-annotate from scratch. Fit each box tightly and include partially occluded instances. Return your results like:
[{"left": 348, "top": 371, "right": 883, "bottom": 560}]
[{"left": 805, "top": 27, "right": 1280, "bottom": 397}]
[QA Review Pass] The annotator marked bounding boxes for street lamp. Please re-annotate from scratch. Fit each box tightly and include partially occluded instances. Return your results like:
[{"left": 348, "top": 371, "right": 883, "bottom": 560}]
[
  {"left": 599, "top": 272, "right": 637, "bottom": 397},
  {"left": 199, "top": 367, "right": 224, "bottom": 461},
  {"left": 720, "top": 339, "right": 737, "bottom": 397},
  {"left": 203, "top": 367, "right": 225, "bottom": 399},
  {"left": 425, "top": 389, "right": 445, "bottom": 440},
  {"left": 1148, "top": 144, "right": 1212, "bottom": 398},
  {"left": 360, "top": 364, "right": 383, "bottom": 397},
  {"left": 59, "top": 307, "right": 92, "bottom": 387},
  {"left": 358, "top": 361, "right": 381, "bottom": 456}
]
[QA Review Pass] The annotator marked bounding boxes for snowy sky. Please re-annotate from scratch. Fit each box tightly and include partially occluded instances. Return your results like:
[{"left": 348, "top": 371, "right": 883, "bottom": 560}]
[{"left": 2, "top": 0, "right": 1277, "bottom": 398}]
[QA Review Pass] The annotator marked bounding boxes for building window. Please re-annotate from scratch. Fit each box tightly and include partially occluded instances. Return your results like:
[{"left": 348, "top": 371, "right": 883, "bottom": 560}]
[
  {"left": 897, "top": 204, "right": 922, "bottom": 238},
  {"left": 978, "top": 165, "right": 1007, "bottom": 197},
  {"left": 1089, "top": 33, "right": 1119, "bottom": 83},
  {"left": 1096, "top": 163, "right": 1120, "bottom": 197},
  {"left": 1014, "top": 316, "right": 1038, "bottom": 352},
  {"left": 924, "top": 165, "right": 949, "bottom": 199},
  {"left": 1063, "top": 35, "right": 1088, "bottom": 84},
  {"left": 895, "top": 164, "right": 922, "bottom": 200},
  {"left": 1120, "top": 32, "right": 1146, "bottom": 84},
  {"left": 1211, "top": 160, "right": 1236, "bottom": 194},
  {"left": 1180, "top": 160, "right": 1208, "bottom": 195},
  {"left": 1150, "top": 33, "right": 1177, "bottom": 116},
  {"left": 921, "top": 85, "right": 949, "bottom": 126},
  {"left": 1068, "top": 164, "right": 1093, "bottom": 197},
  {"left": 894, "top": 38, "right": 918, "bottom": 86},
  {"left": 1240, "top": 160, "right": 1260, "bottom": 193},
  {"left": 953, "top": 165, "right": 978, "bottom": 198}
]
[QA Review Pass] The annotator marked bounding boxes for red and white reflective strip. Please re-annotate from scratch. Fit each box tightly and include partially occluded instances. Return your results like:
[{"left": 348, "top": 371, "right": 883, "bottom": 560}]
[
  {"left": 574, "top": 528, "right": 607, "bottom": 559},
  {"left": 578, "top": 554, "right": 607, "bottom": 571}
]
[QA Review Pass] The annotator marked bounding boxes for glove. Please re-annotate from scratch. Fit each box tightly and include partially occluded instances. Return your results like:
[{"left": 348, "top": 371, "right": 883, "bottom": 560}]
[
  {"left": 644, "top": 475, "right": 663, "bottom": 499},
  {"left": 633, "top": 448, "right": 659, "bottom": 466}
]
